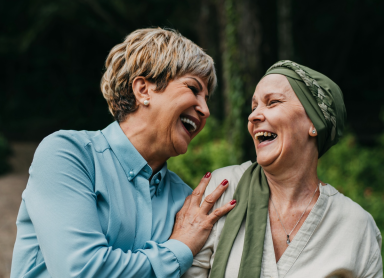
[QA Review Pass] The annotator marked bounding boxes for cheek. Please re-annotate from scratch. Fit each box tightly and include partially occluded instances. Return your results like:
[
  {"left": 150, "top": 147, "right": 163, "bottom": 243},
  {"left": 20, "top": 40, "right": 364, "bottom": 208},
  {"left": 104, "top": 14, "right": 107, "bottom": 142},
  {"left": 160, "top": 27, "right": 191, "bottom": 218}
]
[
  {"left": 280, "top": 108, "right": 310, "bottom": 143},
  {"left": 197, "top": 119, "right": 207, "bottom": 134},
  {"left": 247, "top": 121, "right": 253, "bottom": 136}
]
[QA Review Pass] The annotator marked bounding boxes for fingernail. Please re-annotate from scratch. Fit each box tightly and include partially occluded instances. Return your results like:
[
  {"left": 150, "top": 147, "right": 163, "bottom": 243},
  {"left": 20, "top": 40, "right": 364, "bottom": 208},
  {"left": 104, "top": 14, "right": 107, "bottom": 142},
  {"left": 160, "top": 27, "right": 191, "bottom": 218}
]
[
  {"left": 230, "top": 200, "right": 237, "bottom": 205},
  {"left": 204, "top": 172, "right": 211, "bottom": 178},
  {"left": 221, "top": 179, "right": 228, "bottom": 186}
]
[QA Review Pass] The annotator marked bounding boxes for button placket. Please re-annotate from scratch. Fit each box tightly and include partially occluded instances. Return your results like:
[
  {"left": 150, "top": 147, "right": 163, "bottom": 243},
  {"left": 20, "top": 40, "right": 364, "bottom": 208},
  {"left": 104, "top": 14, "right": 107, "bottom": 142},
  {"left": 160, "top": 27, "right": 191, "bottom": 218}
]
[{"left": 132, "top": 174, "right": 152, "bottom": 250}]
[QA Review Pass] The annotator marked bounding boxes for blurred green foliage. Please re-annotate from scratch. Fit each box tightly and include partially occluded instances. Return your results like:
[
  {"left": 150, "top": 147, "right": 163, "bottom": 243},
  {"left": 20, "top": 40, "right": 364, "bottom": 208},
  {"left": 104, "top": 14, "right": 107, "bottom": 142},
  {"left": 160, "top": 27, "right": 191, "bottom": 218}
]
[
  {"left": 168, "top": 118, "right": 239, "bottom": 188},
  {"left": 0, "top": 134, "right": 11, "bottom": 175},
  {"left": 168, "top": 123, "right": 384, "bottom": 260}
]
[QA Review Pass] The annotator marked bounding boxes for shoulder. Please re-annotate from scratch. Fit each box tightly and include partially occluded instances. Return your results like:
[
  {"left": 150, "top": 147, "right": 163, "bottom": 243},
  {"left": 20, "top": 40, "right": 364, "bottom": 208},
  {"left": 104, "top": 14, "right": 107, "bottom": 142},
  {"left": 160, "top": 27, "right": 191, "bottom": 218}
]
[
  {"left": 25, "top": 130, "right": 102, "bottom": 198},
  {"left": 325, "top": 184, "right": 382, "bottom": 248},
  {"left": 167, "top": 169, "right": 193, "bottom": 195},
  {"left": 36, "top": 128, "right": 108, "bottom": 155},
  {"left": 205, "top": 161, "right": 253, "bottom": 197},
  {"left": 32, "top": 130, "right": 98, "bottom": 177},
  {"left": 327, "top": 184, "right": 378, "bottom": 229},
  {"left": 37, "top": 129, "right": 96, "bottom": 152},
  {"left": 325, "top": 184, "right": 383, "bottom": 275}
]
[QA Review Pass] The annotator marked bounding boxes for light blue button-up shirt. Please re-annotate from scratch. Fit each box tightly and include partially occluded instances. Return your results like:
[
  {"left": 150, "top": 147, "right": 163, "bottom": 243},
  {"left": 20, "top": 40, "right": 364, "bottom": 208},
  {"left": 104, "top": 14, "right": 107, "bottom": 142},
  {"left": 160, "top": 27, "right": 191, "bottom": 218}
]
[{"left": 11, "top": 122, "right": 193, "bottom": 277}]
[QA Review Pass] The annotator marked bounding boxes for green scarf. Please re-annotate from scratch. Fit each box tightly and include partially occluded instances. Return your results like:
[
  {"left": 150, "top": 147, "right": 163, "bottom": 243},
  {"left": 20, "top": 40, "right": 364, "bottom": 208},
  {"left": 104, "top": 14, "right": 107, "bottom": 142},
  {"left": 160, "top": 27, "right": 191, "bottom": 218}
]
[
  {"left": 210, "top": 162, "right": 269, "bottom": 277},
  {"left": 210, "top": 61, "right": 346, "bottom": 278}
]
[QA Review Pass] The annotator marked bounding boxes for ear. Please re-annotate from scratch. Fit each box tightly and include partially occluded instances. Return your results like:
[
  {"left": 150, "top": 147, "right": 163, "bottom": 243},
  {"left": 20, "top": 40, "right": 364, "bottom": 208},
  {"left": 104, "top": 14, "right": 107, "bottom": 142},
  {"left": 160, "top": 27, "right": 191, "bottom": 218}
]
[
  {"left": 309, "top": 124, "right": 317, "bottom": 137},
  {"left": 132, "top": 76, "right": 150, "bottom": 106}
]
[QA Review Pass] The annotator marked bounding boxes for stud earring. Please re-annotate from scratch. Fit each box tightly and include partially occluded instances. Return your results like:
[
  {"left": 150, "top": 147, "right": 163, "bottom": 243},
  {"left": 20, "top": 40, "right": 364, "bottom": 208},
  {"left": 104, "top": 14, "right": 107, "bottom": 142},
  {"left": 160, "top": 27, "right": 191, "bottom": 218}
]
[
  {"left": 144, "top": 100, "right": 149, "bottom": 106},
  {"left": 312, "top": 129, "right": 316, "bottom": 134}
]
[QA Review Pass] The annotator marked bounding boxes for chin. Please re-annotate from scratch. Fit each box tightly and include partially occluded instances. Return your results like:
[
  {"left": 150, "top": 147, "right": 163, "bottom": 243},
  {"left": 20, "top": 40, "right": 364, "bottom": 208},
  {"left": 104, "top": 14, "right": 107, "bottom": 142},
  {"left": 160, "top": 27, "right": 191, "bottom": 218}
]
[
  {"left": 172, "top": 140, "right": 189, "bottom": 156},
  {"left": 256, "top": 151, "right": 278, "bottom": 168}
]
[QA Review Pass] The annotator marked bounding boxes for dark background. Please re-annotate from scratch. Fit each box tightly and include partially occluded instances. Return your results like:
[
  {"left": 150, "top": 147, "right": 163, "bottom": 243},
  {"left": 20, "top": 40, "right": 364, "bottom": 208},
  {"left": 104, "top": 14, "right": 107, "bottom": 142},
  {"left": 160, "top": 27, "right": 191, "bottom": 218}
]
[
  {"left": 1, "top": 0, "right": 384, "bottom": 160},
  {"left": 0, "top": 1, "right": 384, "bottom": 275}
]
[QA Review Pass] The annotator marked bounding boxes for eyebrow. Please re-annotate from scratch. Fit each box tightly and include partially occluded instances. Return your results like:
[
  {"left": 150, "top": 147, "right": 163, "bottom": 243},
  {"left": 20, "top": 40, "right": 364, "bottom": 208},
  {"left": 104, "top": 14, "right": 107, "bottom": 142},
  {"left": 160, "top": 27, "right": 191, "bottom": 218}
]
[
  {"left": 187, "top": 77, "right": 203, "bottom": 91},
  {"left": 252, "top": 92, "right": 285, "bottom": 101},
  {"left": 265, "top": 92, "right": 285, "bottom": 98}
]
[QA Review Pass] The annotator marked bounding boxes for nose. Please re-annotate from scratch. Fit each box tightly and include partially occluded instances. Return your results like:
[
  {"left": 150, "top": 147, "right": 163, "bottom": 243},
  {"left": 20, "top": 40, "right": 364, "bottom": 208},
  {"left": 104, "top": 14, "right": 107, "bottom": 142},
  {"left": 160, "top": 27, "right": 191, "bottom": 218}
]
[
  {"left": 195, "top": 100, "right": 210, "bottom": 119},
  {"left": 248, "top": 107, "right": 265, "bottom": 124}
]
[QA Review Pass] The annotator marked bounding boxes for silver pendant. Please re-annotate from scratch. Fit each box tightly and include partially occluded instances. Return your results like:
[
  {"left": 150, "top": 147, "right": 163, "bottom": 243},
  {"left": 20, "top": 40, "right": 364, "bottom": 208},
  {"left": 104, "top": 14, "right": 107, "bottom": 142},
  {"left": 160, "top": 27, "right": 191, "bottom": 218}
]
[{"left": 286, "top": 235, "right": 290, "bottom": 245}]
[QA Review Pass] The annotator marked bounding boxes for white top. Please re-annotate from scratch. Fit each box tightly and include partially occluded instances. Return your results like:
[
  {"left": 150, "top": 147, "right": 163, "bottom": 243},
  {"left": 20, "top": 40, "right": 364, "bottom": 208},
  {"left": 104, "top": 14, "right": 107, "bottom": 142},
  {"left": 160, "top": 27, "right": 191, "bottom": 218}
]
[{"left": 183, "top": 161, "right": 383, "bottom": 278}]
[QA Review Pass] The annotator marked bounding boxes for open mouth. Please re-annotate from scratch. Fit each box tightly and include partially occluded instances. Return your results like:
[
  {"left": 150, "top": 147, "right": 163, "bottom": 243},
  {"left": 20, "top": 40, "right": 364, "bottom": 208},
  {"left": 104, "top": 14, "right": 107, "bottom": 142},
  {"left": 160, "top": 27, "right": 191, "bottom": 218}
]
[
  {"left": 180, "top": 116, "right": 198, "bottom": 133},
  {"left": 254, "top": 131, "right": 277, "bottom": 143}
]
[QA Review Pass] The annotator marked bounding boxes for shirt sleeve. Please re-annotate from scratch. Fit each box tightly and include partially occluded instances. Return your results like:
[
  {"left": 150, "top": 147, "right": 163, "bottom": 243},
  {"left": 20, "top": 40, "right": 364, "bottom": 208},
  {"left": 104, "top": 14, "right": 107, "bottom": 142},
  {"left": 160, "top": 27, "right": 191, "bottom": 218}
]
[
  {"left": 24, "top": 132, "right": 192, "bottom": 278},
  {"left": 361, "top": 247, "right": 383, "bottom": 278}
]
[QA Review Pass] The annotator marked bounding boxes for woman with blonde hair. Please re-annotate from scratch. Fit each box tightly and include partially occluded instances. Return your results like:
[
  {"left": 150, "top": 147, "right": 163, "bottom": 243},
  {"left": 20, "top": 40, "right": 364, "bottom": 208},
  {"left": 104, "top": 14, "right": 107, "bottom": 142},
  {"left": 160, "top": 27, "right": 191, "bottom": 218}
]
[
  {"left": 11, "top": 28, "right": 235, "bottom": 278},
  {"left": 184, "top": 61, "right": 382, "bottom": 278}
]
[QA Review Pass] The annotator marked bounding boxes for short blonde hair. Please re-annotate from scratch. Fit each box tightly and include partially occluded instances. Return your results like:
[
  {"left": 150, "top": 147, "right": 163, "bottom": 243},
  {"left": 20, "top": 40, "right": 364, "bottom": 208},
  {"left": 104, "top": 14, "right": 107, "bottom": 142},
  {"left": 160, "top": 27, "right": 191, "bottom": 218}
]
[{"left": 101, "top": 28, "right": 217, "bottom": 122}]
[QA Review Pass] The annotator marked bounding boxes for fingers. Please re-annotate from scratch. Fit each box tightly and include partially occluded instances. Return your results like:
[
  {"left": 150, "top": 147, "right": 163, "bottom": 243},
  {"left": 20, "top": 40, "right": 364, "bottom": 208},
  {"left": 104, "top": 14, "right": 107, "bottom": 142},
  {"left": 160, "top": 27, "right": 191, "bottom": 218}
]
[
  {"left": 173, "top": 195, "right": 192, "bottom": 230},
  {"left": 206, "top": 199, "right": 237, "bottom": 225},
  {"left": 190, "top": 172, "right": 212, "bottom": 207},
  {"left": 178, "top": 195, "right": 192, "bottom": 217},
  {"left": 200, "top": 179, "right": 229, "bottom": 214}
]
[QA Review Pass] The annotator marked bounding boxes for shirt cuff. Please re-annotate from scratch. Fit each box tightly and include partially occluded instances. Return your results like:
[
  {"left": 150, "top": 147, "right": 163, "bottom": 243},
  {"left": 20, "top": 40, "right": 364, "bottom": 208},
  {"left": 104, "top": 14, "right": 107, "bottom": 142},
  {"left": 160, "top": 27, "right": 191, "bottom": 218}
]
[{"left": 162, "top": 239, "right": 193, "bottom": 275}]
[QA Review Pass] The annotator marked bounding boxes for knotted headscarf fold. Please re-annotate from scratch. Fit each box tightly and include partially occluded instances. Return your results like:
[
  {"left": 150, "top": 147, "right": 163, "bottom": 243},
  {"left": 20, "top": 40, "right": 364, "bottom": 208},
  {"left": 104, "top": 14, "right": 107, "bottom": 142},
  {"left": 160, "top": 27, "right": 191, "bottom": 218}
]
[
  {"left": 210, "top": 61, "right": 346, "bottom": 278},
  {"left": 265, "top": 60, "right": 347, "bottom": 158}
]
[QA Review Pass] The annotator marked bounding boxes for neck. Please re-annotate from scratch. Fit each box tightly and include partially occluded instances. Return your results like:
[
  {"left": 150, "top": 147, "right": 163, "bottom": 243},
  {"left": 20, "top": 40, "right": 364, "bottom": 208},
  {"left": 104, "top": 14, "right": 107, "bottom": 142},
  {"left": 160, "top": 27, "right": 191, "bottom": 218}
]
[
  {"left": 263, "top": 148, "right": 320, "bottom": 210},
  {"left": 119, "top": 116, "right": 168, "bottom": 174}
]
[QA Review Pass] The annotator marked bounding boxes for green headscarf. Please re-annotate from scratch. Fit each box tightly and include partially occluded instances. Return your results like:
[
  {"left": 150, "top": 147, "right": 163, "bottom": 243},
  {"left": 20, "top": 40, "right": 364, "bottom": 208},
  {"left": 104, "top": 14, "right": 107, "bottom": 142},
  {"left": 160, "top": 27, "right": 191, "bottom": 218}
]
[
  {"left": 265, "top": 60, "right": 346, "bottom": 158},
  {"left": 210, "top": 61, "right": 346, "bottom": 278}
]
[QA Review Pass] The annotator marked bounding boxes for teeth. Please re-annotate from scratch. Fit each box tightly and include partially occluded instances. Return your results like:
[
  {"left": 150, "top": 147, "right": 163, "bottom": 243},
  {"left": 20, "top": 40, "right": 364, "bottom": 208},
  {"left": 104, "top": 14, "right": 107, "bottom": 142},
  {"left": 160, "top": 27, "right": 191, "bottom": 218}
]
[
  {"left": 180, "top": 117, "right": 197, "bottom": 132},
  {"left": 254, "top": 131, "right": 277, "bottom": 141}
]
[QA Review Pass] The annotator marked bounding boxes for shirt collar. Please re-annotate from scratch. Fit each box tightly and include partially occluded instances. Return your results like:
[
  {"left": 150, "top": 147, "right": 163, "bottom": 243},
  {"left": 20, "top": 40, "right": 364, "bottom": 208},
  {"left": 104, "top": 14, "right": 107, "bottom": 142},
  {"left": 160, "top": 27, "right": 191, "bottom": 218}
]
[
  {"left": 101, "top": 122, "right": 169, "bottom": 192},
  {"left": 101, "top": 121, "right": 148, "bottom": 181}
]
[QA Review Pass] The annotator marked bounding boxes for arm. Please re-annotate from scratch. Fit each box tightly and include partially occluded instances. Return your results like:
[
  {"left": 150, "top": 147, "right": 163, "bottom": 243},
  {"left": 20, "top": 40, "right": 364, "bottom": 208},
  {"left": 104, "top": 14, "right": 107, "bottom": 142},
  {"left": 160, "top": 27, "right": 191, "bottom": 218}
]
[
  {"left": 181, "top": 226, "right": 216, "bottom": 278},
  {"left": 361, "top": 247, "right": 383, "bottom": 278},
  {"left": 25, "top": 132, "right": 192, "bottom": 278},
  {"left": 361, "top": 232, "right": 383, "bottom": 278}
]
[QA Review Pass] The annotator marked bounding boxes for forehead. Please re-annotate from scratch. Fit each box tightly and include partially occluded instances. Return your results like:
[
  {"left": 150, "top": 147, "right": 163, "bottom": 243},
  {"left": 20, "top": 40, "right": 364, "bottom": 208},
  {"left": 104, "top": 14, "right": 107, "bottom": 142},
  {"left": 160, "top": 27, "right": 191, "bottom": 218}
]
[{"left": 253, "top": 74, "right": 294, "bottom": 99}]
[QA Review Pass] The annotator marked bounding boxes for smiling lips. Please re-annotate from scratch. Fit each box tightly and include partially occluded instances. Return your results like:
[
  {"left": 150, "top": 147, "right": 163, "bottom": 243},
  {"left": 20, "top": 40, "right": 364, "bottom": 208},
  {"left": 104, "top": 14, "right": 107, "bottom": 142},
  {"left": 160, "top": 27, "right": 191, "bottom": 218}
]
[
  {"left": 254, "top": 131, "right": 278, "bottom": 143},
  {"left": 181, "top": 117, "right": 197, "bottom": 132},
  {"left": 180, "top": 115, "right": 200, "bottom": 136}
]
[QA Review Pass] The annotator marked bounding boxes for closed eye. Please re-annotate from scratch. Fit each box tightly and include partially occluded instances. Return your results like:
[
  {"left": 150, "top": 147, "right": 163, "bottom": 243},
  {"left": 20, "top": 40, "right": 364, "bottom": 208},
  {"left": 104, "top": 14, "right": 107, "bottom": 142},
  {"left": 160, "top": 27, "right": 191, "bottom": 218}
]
[
  {"left": 188, "top": 85, "right": 199, "bottom": 95},
  {"left": 268, "top": 100, "right": 280, "bottom": 106}
]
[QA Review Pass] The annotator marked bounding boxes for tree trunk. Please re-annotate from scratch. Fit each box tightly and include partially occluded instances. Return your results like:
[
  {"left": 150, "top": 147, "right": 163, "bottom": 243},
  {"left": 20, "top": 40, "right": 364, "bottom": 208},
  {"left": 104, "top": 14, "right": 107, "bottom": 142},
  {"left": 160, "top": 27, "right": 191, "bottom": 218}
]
[
  {"left": 277, "top": 0, "right": 294, "bottom": 60},
  {"left": 237, "top": 0, "right": 264, "bottom": 162},
  {"left": 215, "top": 0, "right": 263, "bottom": 162},
  {"left": 196, "top": 0, "right": 225, "bottom": 121}
]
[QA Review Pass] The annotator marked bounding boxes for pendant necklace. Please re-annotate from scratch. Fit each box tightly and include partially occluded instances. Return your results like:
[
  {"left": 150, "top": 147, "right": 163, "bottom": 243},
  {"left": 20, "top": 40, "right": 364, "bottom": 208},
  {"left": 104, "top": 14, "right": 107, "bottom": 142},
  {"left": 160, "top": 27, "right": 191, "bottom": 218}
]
[{"left": 270, "top": 184, "right": 319, "bottom": 245}]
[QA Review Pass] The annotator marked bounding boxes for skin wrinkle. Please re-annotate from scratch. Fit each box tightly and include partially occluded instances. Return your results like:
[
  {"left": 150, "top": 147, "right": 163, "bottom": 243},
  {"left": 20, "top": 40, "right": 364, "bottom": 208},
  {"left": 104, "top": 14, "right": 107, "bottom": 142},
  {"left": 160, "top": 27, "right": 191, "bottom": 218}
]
[
  {"left": 120, "top": 75, "right": 210, "bottom": 174},
  {"left": 248, "top": 74, "right": 321, "bottom": 261}
]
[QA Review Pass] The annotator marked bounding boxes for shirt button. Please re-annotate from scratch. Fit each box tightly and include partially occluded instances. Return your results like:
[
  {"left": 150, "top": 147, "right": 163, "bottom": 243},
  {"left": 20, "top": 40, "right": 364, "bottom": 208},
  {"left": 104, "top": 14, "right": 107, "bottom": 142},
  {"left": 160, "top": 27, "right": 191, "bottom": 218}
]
[
  {"left": 155, "top": 178, "right": 160, "bottom": 184},
  {"left": 129, "top": 171, "right": 134, "bottom": 177}
]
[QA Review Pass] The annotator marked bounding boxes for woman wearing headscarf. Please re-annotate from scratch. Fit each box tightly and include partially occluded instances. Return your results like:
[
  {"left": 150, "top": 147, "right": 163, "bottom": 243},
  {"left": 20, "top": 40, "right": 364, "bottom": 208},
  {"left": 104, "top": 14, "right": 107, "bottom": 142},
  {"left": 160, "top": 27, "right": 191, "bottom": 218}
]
[
  {"left": 183, "top": 61, "right": 383, "bottom": 277},
  {"left": 10, "top": 28, "right": 236, "bottom": 278}
]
